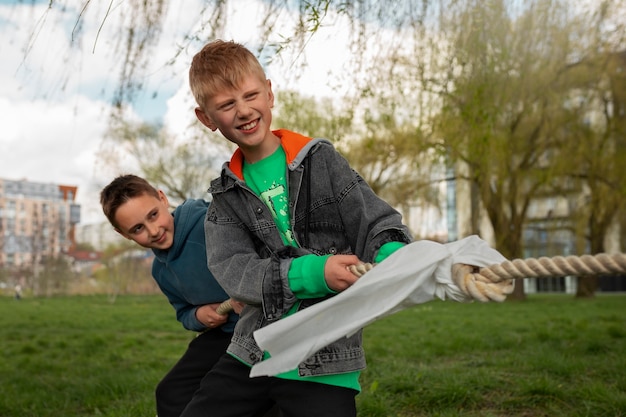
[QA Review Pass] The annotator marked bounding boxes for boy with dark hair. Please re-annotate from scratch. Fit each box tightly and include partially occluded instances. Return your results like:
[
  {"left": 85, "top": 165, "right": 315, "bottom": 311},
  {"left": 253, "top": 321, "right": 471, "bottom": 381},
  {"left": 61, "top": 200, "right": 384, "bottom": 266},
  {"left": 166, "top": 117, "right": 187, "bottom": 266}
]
[
  {"left": 179, "top": 39, "right": 412, "bottom": 417},
  {"left": 100, "top": 174, "right": 278, "bottom": 417}
]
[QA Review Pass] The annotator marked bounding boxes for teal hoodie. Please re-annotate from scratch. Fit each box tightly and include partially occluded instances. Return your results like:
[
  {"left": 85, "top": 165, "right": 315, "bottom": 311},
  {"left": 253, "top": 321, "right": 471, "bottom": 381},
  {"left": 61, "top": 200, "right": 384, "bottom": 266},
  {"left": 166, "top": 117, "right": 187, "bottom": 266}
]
[{"left": 152, "top": 199, "right": 236, "bottom": 332}]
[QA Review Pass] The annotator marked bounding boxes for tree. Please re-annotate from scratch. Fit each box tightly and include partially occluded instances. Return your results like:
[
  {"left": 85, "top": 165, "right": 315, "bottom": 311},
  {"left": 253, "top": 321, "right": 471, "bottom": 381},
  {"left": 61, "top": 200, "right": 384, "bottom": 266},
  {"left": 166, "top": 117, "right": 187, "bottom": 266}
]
[
  {"left": 273, "top": 91, "right": 353, "bottom": 143},
  {"left": 566, "top": 50, "right": 626, "bottom": 297},
  {"left": 36, "top": 255, "right": 74, "bottom": 297},
  {"left": 341, "top": 41, "right": 445, "bottom": 219},
  {"left": 95, "top": 241, "right": 154, "bottom": 302},
  {"left": 415, "top": 0, "right": 625, "bottom": 298},
  {"left": 97, "top": 118, "right": 227, "bottom": 204},
  {"left": 272, "top": 90, "right": 443, "bottom": 238}
]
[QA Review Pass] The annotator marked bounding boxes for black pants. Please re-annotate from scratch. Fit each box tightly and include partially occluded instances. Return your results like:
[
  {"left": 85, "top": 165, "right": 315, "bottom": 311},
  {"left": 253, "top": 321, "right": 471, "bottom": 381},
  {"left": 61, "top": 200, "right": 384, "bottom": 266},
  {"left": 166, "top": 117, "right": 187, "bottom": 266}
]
[
  {"left": 180, "top": 354, "right": 358, "bottom": 417},
  {"left": 156, "top": 330, "right": 232, "bottom": 417},
  {"left": 156, "top": 332, "right": 281, "bottom": 417}
]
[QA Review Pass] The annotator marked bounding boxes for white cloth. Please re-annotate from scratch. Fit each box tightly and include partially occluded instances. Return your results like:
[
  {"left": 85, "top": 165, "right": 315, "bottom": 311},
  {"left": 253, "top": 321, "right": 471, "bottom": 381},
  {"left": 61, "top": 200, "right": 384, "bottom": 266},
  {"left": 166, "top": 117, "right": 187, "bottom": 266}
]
[{"left": 250, "top": 235, "right": 507, "bottom": 377}]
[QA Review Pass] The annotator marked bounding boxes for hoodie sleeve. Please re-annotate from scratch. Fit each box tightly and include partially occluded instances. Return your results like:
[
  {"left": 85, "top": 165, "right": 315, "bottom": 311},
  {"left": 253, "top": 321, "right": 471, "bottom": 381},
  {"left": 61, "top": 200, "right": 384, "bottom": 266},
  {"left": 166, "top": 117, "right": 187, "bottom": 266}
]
[
  {"left": 152, "top": 266, "right": 207, "bottom": 331},
  {"left": 288, "top": 254, "right": 335, "bottom": 298},
  {"left": 150, "top": 199, "right": 230, "bottom": 332}
]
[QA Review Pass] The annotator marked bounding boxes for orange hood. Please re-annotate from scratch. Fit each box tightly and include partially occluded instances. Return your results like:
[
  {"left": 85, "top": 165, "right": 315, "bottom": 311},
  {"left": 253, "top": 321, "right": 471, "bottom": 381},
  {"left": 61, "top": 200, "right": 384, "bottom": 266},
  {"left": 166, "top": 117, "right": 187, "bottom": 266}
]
[{"left": 227, "top": 129, "right": 314, "bottom": 180}]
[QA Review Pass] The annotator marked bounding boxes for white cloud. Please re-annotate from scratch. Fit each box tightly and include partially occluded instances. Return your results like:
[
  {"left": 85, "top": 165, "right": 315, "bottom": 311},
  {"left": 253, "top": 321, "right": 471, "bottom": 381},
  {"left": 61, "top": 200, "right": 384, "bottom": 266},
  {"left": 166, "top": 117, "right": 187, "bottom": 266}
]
[
  {"left": 0, "top": 95, "right": 109, "bottom": 222},
  {"left": 0, "top": 1, "right": 145, "bottom": 225},
  {"left": 0, "top": 0, "right": 383, "bottom": 225}
]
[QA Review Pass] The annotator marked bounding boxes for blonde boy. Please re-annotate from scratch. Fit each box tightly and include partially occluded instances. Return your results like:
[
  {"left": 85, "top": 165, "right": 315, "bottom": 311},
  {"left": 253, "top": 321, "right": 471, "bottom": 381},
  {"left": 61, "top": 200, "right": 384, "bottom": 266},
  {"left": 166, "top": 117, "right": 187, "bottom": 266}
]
[{"left": 181, "top": 40, "right": 412, "bottom": 417}]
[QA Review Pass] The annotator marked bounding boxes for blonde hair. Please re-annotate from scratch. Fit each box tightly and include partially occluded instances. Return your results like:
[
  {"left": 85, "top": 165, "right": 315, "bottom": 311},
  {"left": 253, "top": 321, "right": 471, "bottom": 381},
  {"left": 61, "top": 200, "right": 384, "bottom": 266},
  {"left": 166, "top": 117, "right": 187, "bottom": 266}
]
[{"left": 189, "top": 40, "right": 267, "bottom": 109}]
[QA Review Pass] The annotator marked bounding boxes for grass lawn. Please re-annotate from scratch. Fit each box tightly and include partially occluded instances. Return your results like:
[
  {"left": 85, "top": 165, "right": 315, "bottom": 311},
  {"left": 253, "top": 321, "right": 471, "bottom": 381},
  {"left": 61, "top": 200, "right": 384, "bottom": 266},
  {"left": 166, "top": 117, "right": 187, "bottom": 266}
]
[{"left": 1, "top": 293, "right": 624, "bottom": 416}]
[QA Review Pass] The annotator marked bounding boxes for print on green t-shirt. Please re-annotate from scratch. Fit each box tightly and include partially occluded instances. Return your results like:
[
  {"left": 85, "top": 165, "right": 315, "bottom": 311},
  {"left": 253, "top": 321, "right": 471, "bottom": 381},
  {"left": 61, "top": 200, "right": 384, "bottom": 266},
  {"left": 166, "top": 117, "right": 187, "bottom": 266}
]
[{"left": 243, "top": 146, "right": 295, "bottom": 246}]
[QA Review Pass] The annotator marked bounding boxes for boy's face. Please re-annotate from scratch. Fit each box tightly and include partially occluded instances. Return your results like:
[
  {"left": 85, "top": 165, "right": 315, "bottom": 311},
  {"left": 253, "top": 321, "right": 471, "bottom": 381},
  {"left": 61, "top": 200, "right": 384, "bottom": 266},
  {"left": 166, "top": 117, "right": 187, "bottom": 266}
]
[
  {"left": 195, "top": 74, "right": 278, "bottom": 163},
  {"left": 114, "top": 191, "right": 175, "bottom": 251}
]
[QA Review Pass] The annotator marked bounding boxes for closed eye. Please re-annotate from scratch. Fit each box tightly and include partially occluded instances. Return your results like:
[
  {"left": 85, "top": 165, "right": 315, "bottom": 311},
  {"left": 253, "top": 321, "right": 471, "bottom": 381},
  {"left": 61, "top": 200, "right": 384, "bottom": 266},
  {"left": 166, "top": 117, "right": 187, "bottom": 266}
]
[{"left": 219, "top": 101, "right": 235, "bottom": 110}]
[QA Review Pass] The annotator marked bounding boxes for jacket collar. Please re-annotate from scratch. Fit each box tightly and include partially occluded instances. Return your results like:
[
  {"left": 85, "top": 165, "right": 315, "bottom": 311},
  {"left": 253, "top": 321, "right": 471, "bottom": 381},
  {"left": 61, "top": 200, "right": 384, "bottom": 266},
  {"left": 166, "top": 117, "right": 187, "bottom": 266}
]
[{"left": 228, "top": 129, "right": 313, "bottom": 180}]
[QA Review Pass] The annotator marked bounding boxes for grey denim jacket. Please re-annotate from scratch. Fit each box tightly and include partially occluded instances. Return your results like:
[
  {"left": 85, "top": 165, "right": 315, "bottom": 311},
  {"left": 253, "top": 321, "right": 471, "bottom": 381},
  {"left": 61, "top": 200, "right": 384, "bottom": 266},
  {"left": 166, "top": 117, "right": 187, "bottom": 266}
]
[{"left": 205, "top": 130, "right": 413, "bottom": 377}]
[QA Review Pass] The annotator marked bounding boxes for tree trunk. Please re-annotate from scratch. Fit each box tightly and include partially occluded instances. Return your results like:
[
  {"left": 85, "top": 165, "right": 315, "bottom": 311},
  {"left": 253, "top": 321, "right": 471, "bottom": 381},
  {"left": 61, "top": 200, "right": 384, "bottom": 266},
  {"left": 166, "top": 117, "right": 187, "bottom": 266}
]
[
  {"left": 509, "top": 279, "right": 527, "bottom": 301},
  {"left": 494, "top": 228, "right": 527, "bottom": 301},
  {"left": 578, "top": 209, "right": 612, "bottom": 298},
  {"left": 576, "top": 275, "right": 598, "bottom": 298}
]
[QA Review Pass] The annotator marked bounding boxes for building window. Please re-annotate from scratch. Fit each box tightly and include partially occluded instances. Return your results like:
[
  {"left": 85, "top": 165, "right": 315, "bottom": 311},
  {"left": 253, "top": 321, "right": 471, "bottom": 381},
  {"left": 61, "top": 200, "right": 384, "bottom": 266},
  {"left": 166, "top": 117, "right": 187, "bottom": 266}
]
[
  {"left": 6, "top": 200, "right": 16, "bottom": 218},
  {"left": 6, "top": 218, "right": 15, "bottom": 233}
]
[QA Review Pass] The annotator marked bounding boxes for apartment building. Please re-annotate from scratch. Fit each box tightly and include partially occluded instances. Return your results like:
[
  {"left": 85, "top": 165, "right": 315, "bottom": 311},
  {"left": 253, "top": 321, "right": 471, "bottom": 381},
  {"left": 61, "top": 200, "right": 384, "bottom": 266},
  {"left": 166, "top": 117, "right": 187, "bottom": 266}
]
[{"left": 0, "top": 178, "right": 80, "bottom": 269}]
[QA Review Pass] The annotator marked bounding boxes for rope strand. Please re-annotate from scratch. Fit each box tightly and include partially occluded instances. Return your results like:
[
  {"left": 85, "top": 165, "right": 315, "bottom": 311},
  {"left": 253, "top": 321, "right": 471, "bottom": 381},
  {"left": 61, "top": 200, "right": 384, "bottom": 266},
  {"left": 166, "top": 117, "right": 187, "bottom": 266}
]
[{"left": 478, "top": 253, "right": 626, "bottom": 282}]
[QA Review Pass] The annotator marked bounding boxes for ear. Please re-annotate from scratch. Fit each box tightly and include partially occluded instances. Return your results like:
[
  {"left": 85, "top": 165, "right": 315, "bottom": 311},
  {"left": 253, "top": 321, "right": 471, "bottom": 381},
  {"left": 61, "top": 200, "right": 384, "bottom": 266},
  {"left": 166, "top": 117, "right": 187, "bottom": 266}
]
[
  {"left": 157, "top": 190, "right": 169, "bottom": 207},
  {"left": 266, "top": 79, "right": 275, "bottom": 108},
  {"left": 195, "top": 107, "right": 218, "bottom": 131}
]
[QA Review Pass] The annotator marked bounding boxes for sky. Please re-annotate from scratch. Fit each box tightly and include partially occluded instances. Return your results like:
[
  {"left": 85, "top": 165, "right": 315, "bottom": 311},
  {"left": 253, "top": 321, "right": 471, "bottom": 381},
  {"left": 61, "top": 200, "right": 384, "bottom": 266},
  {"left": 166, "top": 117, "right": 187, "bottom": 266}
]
[
  {"left": 0, "top": 0, "right": 361, "bottom": 225},
  {"left": 1, "top": 0, "right": 613, "bottom": 229}
]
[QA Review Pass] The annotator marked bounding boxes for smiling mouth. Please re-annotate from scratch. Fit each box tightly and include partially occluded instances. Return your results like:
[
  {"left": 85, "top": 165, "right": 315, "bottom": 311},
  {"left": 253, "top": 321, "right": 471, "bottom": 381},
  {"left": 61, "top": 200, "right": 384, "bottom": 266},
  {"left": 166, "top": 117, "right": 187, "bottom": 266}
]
[{"left": 239, "top": 119, "right": 259, "bottom": 131}]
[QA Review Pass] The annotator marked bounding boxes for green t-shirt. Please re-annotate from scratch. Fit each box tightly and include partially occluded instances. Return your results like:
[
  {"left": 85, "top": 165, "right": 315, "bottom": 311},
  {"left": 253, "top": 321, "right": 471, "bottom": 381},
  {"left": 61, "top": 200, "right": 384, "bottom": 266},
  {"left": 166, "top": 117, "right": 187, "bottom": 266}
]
[{"left": 243, "top": 145, "right": 361, "bottom": 391}]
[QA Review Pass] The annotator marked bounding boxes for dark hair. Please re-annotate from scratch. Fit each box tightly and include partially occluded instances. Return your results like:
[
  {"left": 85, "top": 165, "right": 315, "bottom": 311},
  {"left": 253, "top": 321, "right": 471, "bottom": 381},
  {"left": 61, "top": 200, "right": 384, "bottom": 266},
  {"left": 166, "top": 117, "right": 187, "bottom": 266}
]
[{"left": 100, "top": 174, "right": 159, "bottom": 228}]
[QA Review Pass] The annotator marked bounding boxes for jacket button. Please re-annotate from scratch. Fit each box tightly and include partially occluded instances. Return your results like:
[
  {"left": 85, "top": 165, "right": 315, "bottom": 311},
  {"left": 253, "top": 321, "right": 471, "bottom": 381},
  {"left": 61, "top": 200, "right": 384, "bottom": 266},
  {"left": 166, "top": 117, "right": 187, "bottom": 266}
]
[
  {"left": 329, "top": 247, "right": 337, "bottom": 254},
  {"left": 256, "top": 207, "right": 263, "bottom": 214}
]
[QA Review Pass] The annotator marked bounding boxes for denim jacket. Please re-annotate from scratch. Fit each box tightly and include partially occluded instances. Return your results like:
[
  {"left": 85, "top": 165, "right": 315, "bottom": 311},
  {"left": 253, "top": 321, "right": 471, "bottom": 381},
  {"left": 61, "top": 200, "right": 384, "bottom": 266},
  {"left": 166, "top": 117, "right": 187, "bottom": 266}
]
[{"left": 205, "top": 129, "right": 413, "bottom": 376}]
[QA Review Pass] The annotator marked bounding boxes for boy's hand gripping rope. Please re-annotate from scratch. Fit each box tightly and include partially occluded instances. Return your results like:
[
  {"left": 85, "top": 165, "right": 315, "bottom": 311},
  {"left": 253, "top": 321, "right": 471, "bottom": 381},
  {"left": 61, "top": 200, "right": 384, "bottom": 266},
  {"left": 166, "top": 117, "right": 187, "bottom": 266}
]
[
  {"left": 216, "top": 298, "right": 233, "bottom": 315},
  {"left": 216, "top": 253, "right": 626, "bottom": 312},
  {"left": 348, "top": 252, "right": 626, "bottom": 303}
]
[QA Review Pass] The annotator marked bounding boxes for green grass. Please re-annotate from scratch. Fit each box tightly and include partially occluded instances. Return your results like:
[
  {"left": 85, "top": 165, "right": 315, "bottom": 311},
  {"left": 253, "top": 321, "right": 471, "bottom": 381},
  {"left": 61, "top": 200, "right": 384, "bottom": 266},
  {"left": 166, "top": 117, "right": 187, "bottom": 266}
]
[
  {"left": 1, "top": 294, "right": 625, "bottom": 416},
  {"left": 360, "top": 295, "right": 626, "bottom": 417}
]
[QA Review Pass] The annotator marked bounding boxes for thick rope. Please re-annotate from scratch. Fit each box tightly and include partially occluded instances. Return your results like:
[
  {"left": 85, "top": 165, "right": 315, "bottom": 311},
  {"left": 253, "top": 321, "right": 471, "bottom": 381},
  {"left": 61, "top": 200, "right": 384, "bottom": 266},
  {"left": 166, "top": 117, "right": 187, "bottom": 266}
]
[
  {"left": 348, "top": 252, "right": 626, "bottom": 303},
  {"left": 456, "top": 252, "right": 626, "bottom": 302},
  {"left": 478, "top": 252, "right": 626, "bottom": 282}
]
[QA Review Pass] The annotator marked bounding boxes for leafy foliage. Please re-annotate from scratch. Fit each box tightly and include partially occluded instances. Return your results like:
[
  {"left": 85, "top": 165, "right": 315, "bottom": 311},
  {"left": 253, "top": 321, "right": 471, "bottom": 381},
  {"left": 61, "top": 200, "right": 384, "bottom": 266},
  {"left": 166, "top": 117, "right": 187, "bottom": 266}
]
[{"left": 97, "top": 118, "right": 228, "bottom": 204}]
